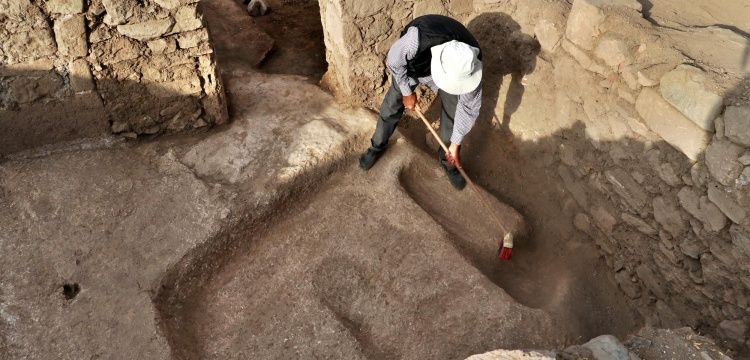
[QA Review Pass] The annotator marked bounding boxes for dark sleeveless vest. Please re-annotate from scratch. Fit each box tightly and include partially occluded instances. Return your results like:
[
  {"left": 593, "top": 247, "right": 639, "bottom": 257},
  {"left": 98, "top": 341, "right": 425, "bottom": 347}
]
[{"left": 400, "top": 15, "right": 482, "bottom": 79}]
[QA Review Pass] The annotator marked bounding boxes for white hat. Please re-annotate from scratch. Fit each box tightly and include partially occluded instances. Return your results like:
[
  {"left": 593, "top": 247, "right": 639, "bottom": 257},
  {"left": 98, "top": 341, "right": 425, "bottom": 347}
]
[{"left": 430, "top": 40, "right": 482, "bottom": 95}]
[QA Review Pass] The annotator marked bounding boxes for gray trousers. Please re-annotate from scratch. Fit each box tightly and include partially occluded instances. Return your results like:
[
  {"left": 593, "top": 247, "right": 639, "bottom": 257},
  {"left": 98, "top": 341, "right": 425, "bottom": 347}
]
[{"left": 369, "top": 80, "right": 459, "bottom": 167}]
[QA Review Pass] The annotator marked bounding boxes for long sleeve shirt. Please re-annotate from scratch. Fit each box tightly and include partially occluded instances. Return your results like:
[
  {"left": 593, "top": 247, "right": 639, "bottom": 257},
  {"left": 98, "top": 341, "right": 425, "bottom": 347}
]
[{"left": 386, "top": 26, "right": 482, "bottom": 145}]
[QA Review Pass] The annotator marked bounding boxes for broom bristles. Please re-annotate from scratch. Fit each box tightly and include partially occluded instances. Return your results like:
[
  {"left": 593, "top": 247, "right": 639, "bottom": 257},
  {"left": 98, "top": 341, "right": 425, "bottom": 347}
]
[{"left": 497, "top": 233, "right": 514, "bottom": 261}]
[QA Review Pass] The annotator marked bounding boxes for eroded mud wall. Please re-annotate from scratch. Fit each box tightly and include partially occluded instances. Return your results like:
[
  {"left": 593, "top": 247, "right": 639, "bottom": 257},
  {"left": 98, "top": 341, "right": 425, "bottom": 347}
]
[
  {"left": 320, "top": 0, "right": 750, "bottom": 350},
  {"left": 0, "top": 0, "right": 227, "bottom": 155}
]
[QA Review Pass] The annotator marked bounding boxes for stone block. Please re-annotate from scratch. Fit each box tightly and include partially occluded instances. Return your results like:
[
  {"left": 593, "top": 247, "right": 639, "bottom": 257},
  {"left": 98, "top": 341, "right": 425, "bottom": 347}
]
[
  {"left": 605, "top": 168, "right": 649, "bottom": 214},
  {"left": 534, "top": 19, "right": 561, "bottom": 53},
  {"left": 90, "top": 35, "right": 140, "bottom": 65},
  {"left": 724, "top": 106, "right": 750, "bottom": 147},
  {"left": 621, "top": 213, "right": 657, "bottom": 236},
  {"left": 68, "top": 59, "right": 95, "bottom": 92},
  {"left": 176, "top": 29, "right": 208, "bottom": 49},
  {"left": 594, "top": 36, "right": 631, "bottom": 68},
  {"left": 5, "top": 29, "right": 57, "bottom": 63},
  {"left": 659, "top": 65, "right": 723, "bottom": 132},
  {"left": 118, "top": 18, "right": 175, "bottom": 41},
  {"left": 705, "top": 139, "right": 744, "bottom": 186},
  {"left": 707, "top": 183, "right": 746, "bottom": 224},
  {"left": 559, "top": 165, "right": 589, "bottom": 208},
  {"left": 565, "top": 0, "right": 605, "bottom": 50},
  {"left": 173, "top": 5, "right": 202, "bottom": 33},
  {"left": 102, "top": 0, "right": 138, "bottom": 25},
  {"left": 635, "top": 88, "right": 710, "bottom": 161},
  {"left": 0, "top": 0, "right": 29, "bottom": 19},
  {"left": 739, "top": 152, "right": 750, "bottom": 166},
  {"left": 147, "top": 38, "right": 177, "bottom": 54},
  {"left": 582, "top": 335, "right": 632, "bottom": 360},
  {"left": 730, "top": 225, "right": 750, "bottom": 256},
  {"left": 699, "top": 196, "right": 727, "bottom": 232},
  {"left": 653, "top": 196, "right": 687, "bottom": 238},
  {"left": 413, "top": 0, "right": 447, "bottom": 18},
  {"left": 54, "top": 14, "right": 87, "bottom": 58},
  {"left": 46, "top": 0, "right": 84, "bottom": 14}
]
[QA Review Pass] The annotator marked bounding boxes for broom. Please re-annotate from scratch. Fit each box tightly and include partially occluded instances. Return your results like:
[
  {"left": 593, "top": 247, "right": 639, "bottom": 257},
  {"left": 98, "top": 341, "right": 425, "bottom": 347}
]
[{"left": 413, "top": 105, "right": 515, "bottom": 260}]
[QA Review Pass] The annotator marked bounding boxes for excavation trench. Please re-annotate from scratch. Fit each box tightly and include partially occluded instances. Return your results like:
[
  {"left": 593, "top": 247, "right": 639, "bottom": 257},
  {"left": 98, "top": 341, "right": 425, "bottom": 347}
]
[{"left": 155, "top": 1, "right": 644, "bottom": 358}]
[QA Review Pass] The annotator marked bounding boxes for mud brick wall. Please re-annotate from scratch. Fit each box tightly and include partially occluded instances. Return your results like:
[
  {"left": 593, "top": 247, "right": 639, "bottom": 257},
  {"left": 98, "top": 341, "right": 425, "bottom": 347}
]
[
  {"left": 320, "top": 0, "right": 750, "bottom": 350},
  {"left": 0, "top": 0, "right": 227, "bottom": 155}
]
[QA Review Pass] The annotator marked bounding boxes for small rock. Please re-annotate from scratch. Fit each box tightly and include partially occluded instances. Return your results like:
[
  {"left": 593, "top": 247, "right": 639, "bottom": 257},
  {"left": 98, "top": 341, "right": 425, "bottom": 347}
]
[
  {"left": 704, "top": 139, "right": 744, "bottom": 186},
  {"left": 117, "top": 18, "right": 174, "bottom": 41},
  {"left": 707, "top": 183, "right": 746, "bottom": 224},
  {"left": 247, "top": 0, "right": 269, "bottom": 16},
  {"left": 605, "top": 168, "right": 649, "bottom": 214},
  {"left": 719, "top": 319, "right": 747, "bottom": 343},
  {"left": 111, "top": 121, "right": 130, "bottom": 133},
  {"left": 614, "top": 270, "right": 641, "bottom": 298},
  {"left": 582, "top": 335, "right": 633, "bottom": 360},
  {"left": 621, "top": 213, "right": 657, "bottom": 236},
  {"left": 690, "top": 162, "right": 710, "bottom": 189},
  {"left": 699, "top": 196, "right": 727, "bottom": 232},
  {"left": 594, "top": 36, "right": 631, "bottom": 68},
  {"left": 724, "top": 106, "right": 750, "bottom": 147},
  {"left": 565, "top": 0, "right": 605, "bottom": 50},
  {"left": 637, "top": 71, "right": 659, "bottom": 87},
  {"left": 653, "top": 196, "right": 686, "bottom": 238},
  {"left": 739, "top": 167, "right": 750, "bottom": 186},
  {"left": 173, "top": 5, "right": 203, "bottom": 33},
  {"left": 591, "top": 206, "right": 617, "bottom": 235},
  {"left": 534, "top": 19, "right": 561, "bottom": 53},
  {"left": 739, "top": 152, "right": 750, "bottom": 166},
  {"left": 574, "top": 213, "right": 593, "bottom": 234},
  {"left": 679, "top": 236, "right": 705, "bottom": 259}
]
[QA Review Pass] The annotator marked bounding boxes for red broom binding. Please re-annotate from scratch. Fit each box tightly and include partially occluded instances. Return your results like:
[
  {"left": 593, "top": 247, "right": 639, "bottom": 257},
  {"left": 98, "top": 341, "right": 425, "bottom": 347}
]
[{"left": 498, "top": 233, "right": 514, "bottom": 261}]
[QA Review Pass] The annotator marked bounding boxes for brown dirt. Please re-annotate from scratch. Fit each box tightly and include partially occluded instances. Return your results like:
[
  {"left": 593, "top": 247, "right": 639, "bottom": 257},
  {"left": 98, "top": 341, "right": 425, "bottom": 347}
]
[{"left": 159, "top": 1, "right": 644, "bottom": 358}]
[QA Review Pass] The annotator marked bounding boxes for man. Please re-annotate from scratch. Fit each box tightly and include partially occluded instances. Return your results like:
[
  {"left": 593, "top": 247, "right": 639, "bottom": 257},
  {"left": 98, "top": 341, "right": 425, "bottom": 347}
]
[{"left": 359, "top": 14, "right": 483, "bottom": 190}]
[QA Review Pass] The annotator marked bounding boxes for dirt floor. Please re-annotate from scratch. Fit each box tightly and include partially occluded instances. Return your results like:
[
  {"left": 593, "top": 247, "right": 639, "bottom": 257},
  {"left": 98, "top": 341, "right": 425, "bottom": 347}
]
[{"left": 156, "top": 0, "right": 644, "bottom": 357}]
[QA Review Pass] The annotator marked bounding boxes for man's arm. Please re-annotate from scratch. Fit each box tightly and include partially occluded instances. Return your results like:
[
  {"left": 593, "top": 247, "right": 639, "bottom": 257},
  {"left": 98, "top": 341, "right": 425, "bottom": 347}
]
[
  {"left": 451, "top": 85, "right": 483, "bottom": 145},
  {"left": 386, "top": 26, "right": 419, "bottom": 97}
]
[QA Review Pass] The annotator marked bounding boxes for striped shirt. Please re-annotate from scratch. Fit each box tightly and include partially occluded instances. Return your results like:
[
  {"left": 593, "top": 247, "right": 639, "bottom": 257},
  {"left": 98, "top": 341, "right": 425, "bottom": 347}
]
[{"left": 386, "top": 26, "right": 482, "bottom": 145}]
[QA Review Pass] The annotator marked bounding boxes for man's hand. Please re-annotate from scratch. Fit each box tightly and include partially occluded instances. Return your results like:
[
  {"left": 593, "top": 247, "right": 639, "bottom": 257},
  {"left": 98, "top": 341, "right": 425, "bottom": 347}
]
[
  {"left": 447, "top": 143, "right": 461, "bottom": 167},
  {"left": 403, "top": 93, "right": 417, "bottom": 110}
]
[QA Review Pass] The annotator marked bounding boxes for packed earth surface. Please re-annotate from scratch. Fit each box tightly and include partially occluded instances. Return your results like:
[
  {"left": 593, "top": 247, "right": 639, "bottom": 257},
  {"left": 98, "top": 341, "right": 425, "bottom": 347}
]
[{"left": 1, "top": 0, "right": 749, "bottom": 359}]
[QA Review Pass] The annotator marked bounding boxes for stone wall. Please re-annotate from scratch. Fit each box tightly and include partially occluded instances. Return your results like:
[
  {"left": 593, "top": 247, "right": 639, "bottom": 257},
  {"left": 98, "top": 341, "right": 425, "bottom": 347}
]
[
  {"left": 0, "top": 0, "right": 227, "bottom": 155},
  {"left": 320, "top": 0, "right": 750, "bottom": 351}
]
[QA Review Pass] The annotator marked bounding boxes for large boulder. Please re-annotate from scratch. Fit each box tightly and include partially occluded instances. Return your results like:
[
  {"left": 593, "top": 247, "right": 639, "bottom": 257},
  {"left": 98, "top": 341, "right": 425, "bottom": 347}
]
[
  {"left": 659, "top": 65, "right": 723, "bottom": 132},
  {"left": 635, "top": 88, "right": 710, "bottom": 161}
]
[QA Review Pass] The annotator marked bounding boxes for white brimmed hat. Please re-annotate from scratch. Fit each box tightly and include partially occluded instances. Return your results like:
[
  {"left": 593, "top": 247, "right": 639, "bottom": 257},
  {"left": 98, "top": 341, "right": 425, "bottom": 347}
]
[{"left": 430, "top": 40, "right": 482, "bottom": 95}]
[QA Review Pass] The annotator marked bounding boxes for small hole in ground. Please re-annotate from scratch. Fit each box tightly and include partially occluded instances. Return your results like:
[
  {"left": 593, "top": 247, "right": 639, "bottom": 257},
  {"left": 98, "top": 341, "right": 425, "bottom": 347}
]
[{"left": 62, "top": 283, "right": 80, "bottom": 300}]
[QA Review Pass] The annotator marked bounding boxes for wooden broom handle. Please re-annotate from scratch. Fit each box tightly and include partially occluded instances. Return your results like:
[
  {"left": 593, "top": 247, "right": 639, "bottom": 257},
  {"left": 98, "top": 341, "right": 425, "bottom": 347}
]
[{"left": 413, "top": 106, "right": 509, "bottom": 235}]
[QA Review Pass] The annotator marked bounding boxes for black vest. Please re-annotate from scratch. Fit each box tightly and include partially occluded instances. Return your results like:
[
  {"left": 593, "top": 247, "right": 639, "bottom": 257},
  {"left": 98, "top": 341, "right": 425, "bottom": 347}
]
[{"left": 400, "top": 15, "right": 482, "bottom": 79}]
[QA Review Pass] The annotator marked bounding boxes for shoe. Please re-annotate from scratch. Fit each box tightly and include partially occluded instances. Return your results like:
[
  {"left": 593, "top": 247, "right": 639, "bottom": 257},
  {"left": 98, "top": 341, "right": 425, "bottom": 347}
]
[
  {"left": 359, "top": 148, "right": 383, "bottom": 170},
  {"left": 443, "top": 165, "right": 466, "bottom": 190}
]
